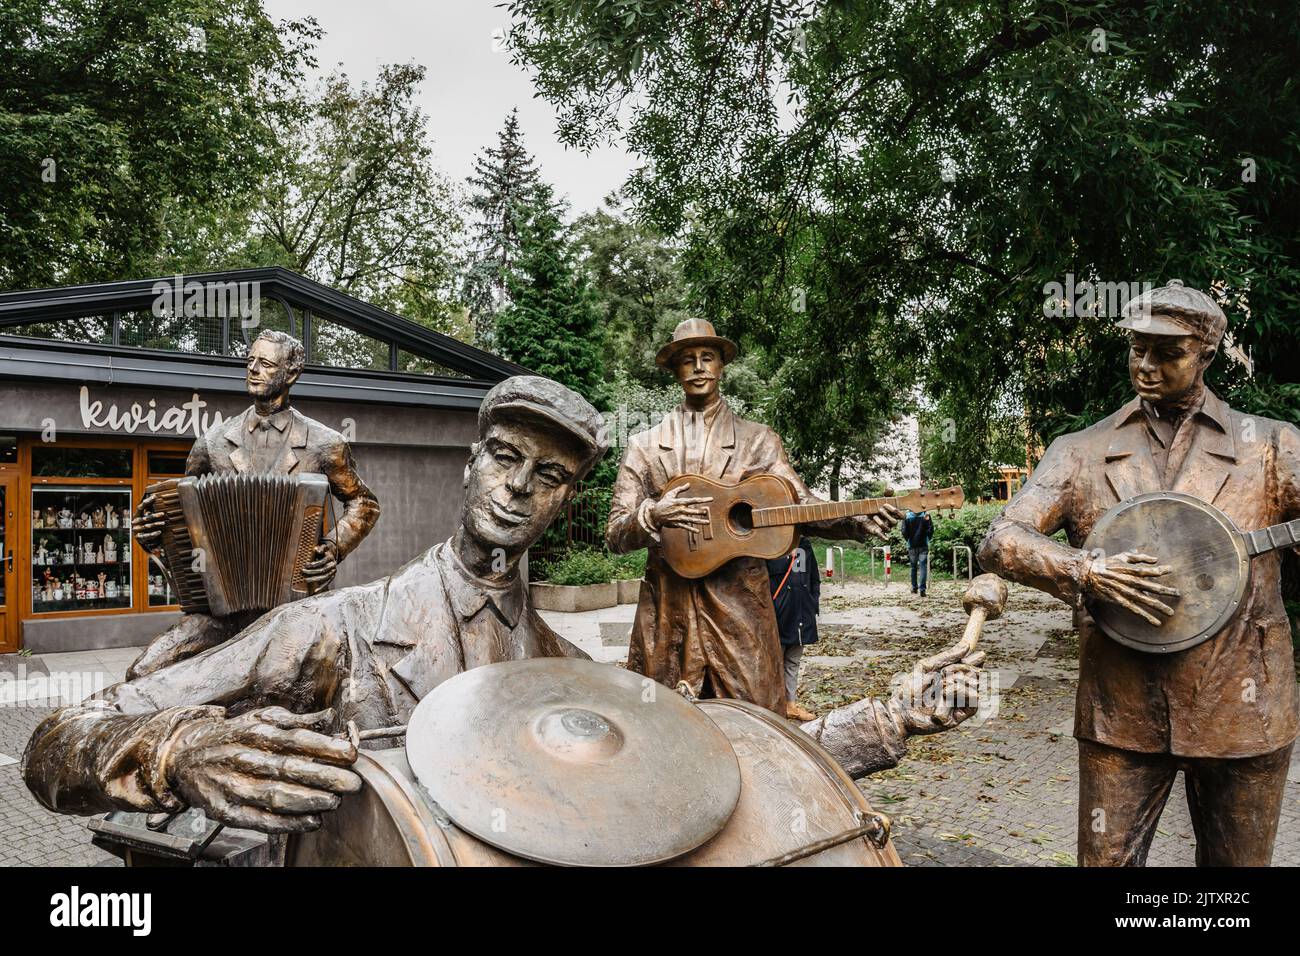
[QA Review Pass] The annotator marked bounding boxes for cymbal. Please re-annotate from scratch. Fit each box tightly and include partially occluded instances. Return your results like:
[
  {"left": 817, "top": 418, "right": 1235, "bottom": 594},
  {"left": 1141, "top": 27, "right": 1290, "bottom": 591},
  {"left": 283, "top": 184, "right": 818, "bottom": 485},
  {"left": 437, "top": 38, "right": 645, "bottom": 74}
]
[{"left": 405, "top": 658, "right": 742, "bottom": 866}]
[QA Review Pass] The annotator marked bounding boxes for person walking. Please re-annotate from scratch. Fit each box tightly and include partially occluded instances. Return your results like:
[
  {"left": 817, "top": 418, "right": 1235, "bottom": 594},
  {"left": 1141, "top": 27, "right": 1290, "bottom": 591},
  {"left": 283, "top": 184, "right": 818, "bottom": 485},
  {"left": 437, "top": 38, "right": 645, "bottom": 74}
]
[
  {"left": 903, "top": 508, "right": 934, "bottom": 596},
  {"left": 766, "top": 537, "right": 821, "bottom": 721}
]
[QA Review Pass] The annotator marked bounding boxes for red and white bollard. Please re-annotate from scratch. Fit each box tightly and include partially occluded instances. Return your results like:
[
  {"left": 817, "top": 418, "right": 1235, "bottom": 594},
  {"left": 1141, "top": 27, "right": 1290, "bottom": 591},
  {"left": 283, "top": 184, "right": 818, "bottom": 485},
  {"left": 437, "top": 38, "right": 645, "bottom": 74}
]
[{"left": 883, "top": 545, "right": 891, "bottom": 583}]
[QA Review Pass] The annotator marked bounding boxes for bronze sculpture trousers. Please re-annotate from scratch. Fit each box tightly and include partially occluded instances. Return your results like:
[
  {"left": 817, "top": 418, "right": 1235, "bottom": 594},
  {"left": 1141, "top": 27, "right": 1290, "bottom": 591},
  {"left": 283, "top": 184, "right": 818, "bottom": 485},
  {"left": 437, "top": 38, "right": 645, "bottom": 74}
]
[{"left": 1076, "top": 739, "right": 1292, "bottom": 866}]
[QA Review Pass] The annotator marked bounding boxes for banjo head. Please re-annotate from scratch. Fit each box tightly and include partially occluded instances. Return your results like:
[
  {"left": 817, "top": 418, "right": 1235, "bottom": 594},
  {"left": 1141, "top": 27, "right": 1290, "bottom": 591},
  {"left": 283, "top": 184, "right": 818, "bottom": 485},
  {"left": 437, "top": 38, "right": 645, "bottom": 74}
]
[
  {"left": 405, "top": 658, "right": 742, "bottom": 866},
  {"left": 1082, "top": 492, "right": 1250, "bottom": 653}
]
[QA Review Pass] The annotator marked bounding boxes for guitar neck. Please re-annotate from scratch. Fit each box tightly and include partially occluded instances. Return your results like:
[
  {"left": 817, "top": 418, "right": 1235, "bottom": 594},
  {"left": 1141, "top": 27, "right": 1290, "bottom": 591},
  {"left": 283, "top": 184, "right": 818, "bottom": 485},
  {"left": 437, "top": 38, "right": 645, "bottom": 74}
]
[
  {"left": 1243, "top": 519, "right": 1300, "bottom": 557},
  {"left": 754, "top": 493, "right": 932, "bottom": 529}
]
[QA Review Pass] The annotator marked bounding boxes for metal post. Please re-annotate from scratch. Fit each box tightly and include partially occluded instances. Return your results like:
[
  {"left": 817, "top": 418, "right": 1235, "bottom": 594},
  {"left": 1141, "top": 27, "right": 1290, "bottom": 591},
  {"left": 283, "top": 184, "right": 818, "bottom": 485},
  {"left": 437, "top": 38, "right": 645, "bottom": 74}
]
[
  {"left": 871, "top": 546, "right": 890, "bottom": 583},
  {"left": 828, "top": 545, "right": 846, "bottom": 580},
  {"left": 952, "top": 544, "right": 973, "bottom": 581}
]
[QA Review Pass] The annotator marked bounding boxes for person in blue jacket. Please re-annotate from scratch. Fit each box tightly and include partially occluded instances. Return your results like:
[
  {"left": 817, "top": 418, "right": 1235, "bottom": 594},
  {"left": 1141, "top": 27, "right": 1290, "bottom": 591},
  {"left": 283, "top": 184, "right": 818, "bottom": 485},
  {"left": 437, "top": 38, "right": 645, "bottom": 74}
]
[
  {"left": 766, "top": 537, "right": 820, "bottom": 721},
  {"left": 902, "top": 508, "right": 934, "bottom": 597}
]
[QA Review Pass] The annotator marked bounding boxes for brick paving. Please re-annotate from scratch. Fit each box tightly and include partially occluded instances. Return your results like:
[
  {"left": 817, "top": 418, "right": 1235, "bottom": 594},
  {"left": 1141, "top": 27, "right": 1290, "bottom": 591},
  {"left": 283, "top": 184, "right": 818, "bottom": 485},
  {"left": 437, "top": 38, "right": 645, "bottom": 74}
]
[
  {"left": 837, "top": 580, "right": 1300, "bottom": 867},
  {"left": 0, "top": 703, "right": 117, "bottom": 867}
]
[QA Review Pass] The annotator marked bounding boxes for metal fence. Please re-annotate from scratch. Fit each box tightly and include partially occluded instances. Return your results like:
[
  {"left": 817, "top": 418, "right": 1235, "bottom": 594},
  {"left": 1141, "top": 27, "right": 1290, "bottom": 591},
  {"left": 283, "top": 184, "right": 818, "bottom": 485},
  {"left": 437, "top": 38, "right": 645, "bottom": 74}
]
[{"left": 528, "top": 481, "right": 613, "bottom": 567}]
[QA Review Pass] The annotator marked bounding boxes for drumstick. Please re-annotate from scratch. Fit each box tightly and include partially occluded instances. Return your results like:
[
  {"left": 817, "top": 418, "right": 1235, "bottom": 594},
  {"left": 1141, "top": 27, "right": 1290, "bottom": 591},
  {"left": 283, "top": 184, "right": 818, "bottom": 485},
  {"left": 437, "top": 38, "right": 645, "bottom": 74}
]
[{"left": 956, "top": 574, "right": 1009, "bottom": 658}]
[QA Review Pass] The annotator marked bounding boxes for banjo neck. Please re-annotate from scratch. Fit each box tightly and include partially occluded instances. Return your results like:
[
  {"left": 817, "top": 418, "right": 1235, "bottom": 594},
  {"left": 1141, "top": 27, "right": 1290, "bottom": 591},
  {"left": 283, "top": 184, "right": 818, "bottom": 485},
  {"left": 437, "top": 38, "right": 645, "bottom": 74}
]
[
  {"left": 752, "top": 487, "right": 964, "bottom": 529},
  {"left": 1243, "top": 518, "right": 1300, "bottom": 557}
]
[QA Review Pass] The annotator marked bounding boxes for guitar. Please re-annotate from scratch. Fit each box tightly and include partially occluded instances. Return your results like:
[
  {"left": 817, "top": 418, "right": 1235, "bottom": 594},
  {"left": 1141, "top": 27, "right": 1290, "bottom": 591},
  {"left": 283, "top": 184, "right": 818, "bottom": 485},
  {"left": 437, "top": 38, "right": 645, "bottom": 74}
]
[{"left": 657, "top": 474, "right": 965, "bottom": 579}]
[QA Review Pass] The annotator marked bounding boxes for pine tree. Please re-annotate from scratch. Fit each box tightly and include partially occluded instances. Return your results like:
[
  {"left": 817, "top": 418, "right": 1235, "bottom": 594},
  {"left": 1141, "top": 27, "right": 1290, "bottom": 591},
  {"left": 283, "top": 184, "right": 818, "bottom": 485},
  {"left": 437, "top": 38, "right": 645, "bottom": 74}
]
[
  {"left": 463, "top": 108, "right": 542, "bottom": 347},
  {"left": 496, "top": 184, "right": 606, "bottom": 411}
]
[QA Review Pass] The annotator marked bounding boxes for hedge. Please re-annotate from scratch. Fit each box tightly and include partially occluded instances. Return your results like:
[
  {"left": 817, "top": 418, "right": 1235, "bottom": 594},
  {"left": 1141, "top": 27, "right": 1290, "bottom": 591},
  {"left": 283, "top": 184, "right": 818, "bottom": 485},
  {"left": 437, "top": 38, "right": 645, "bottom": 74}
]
[{"left": 534, "top": 547, "right": 646, "bottom": 586}]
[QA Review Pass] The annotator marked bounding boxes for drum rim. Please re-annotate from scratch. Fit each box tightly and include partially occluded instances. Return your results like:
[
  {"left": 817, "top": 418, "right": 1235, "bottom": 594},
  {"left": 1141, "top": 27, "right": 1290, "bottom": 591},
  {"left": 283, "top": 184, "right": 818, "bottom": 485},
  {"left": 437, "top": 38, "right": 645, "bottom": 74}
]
[
  {"left": 696, "top": 698, "right": 903, "bottom": 866},
  {"left": 1083, "top": 491, "right": 1250, "bottom": 654}
]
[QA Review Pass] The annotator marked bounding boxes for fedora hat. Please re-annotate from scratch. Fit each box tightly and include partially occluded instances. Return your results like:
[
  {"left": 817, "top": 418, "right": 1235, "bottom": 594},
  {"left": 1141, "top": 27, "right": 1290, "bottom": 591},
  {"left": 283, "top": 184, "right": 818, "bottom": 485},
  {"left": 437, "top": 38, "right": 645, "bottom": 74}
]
[{"left": 654, "top": 318, "right": 739, "bottom": 369}]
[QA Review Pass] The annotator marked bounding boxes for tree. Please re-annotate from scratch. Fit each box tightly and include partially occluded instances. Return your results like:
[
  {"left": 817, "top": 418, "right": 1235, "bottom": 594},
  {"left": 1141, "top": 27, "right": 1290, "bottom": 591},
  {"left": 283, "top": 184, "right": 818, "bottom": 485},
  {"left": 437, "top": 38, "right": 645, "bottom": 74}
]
[
  {"left": 463, "top": 108, "right": 543, "bottom": 347},
  {"left": 505, "top": 0, "right": 1300, "bottom": 491},
  {"left": 0, "top": 0, "right": 317, "bottom": 290},
  {"left": 496, "top": 184, "right": 605, "bottom": 409},
  {"left": 572, "top": 192, "right": 692, "bottom": 386},
  {"left": 256, "top": 64, "right": 467, "bottom": 336}
]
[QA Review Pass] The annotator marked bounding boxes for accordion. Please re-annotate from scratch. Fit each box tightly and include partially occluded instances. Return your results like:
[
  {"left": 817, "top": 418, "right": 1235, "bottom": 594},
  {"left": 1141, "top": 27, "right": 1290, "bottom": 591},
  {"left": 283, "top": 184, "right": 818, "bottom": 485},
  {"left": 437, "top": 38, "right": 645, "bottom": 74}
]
[{"left": 146, "top": 473, "right": 330, "bottom": 617}]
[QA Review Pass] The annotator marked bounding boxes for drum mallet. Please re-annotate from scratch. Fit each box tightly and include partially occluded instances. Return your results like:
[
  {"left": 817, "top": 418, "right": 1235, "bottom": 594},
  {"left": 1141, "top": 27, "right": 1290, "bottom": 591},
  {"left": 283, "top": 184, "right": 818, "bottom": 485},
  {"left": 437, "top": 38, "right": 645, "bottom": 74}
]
[{"left": 956, "top": 573, "right": 1009, "bottom": 656}]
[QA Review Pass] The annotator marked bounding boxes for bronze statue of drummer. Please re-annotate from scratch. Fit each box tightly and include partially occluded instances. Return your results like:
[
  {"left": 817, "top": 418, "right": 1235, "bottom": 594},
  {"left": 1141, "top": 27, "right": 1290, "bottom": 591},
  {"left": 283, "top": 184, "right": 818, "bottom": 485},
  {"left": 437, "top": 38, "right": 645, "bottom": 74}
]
[
  {"left": 978, "top": 280, "right": 1300, "bottom": 866},
  {"left": 25, "top": 376, "right": 987, "bottom": 850}
]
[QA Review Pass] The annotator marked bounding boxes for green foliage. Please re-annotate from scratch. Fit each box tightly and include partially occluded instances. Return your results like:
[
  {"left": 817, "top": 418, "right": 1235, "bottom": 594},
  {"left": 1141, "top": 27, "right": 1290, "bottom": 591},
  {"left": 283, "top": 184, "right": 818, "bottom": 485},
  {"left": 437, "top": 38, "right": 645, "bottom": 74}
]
[
  {"left": 256, "top": 64, "right": 468, "bottom": 335},
  {"left": 812, "top": 503, "right": 1006, "bottom": 576},
  {"left": 535, "top": 546, "right": 645, "bottom": 585},
  {"left": 920, "top": 401, "right": 1029, "bottom": 500},
  {"left": 463, "top": 109, "right": 543, "bottom": 346},
  {"left": 0, "top": 0, "right": 318, "bottom": 290},
  {"left": 496, "top": 183, "right": 607, "bottom": 408},
  {"left": 507, "top": 0, "right": 1300, "bottom": 494},
  {"left": 573, "top": 191, "right": 692, "bottom": 387}
]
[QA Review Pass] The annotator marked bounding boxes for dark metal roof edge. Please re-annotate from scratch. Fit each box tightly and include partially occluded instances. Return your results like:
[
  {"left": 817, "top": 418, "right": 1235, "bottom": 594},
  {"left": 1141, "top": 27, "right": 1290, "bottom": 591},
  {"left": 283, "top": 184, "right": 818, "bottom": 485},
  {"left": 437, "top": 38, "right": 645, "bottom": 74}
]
[
  {"left": 0, "top": 267, "right": 530, "bottom": 381},
  {"left": 0, "top": 339, "right": 494, "bottom": 410}
]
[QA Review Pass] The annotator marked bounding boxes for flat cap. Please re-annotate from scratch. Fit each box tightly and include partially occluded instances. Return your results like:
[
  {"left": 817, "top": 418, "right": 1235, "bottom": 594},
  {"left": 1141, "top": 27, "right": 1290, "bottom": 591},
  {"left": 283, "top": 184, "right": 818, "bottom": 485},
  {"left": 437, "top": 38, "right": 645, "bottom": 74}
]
[
  {"left": 479, "top": 375, "right": 608, "bottom": 475},
  {"left": 1115, "top": 279, "right": 1227, "bottom": 347}
]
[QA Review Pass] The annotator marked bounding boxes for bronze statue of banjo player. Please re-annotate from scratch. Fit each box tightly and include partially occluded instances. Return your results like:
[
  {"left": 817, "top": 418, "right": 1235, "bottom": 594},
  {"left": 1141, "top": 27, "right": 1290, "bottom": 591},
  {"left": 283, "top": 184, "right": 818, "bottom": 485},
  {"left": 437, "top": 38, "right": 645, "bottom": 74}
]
[
  {"left": 979, "top": 280, "right": 1300, "bottom": 867},
  {"left": 24, "top": 376, "right": 989, "bottom": 854},
  {"left": 128, "top": 330, "right": 381, "bottom": 679}
]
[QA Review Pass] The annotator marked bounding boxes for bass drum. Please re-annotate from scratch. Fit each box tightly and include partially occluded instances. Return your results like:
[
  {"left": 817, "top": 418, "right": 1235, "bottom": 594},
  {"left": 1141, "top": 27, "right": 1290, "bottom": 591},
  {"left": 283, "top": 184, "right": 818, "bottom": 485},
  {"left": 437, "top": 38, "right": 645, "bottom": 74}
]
[{"left": 286, "top": 699, "right": 902, "bottom": 867}]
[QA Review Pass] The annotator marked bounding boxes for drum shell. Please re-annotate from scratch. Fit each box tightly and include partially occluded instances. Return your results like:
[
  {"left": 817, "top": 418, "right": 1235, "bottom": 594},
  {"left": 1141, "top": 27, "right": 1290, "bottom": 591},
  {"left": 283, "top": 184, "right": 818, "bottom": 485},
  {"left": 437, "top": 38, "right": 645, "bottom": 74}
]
[{"left": 286, "top": 699, "right": 901, "bottom": 867}]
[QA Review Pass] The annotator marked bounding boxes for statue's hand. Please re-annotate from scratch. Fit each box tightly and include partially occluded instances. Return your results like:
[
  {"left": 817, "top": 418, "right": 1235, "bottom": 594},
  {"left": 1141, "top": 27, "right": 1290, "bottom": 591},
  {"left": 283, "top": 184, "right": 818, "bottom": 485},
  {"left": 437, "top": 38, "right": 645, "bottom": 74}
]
[
  {"left": 891, "top": 641, "right": 986, "bottom": 736},
  {"left": 861, "top": 503, "right": 902, "bottom": 542},
  {"left": 131, "top": 494, "right": 166, "bottom": 550},
  {"left": 301, "top": 541, "right": 340, "bottom": 593},
  {"left": 650, "top": 483, "right": 714, "bottom": 531},
  {"left": 162, "top": 707, "right": 361, "bottom": 833},
  {"left": 1082, "top": 549, "right": 1180, "bottom": 626}
]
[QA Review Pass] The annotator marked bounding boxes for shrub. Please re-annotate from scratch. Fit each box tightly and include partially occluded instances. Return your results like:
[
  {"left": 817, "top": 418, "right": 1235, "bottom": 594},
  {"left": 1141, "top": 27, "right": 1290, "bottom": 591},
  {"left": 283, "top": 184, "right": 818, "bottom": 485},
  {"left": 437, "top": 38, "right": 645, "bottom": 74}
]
[{"left": 534, "top": 546, "right": 647, "bottom": 586}]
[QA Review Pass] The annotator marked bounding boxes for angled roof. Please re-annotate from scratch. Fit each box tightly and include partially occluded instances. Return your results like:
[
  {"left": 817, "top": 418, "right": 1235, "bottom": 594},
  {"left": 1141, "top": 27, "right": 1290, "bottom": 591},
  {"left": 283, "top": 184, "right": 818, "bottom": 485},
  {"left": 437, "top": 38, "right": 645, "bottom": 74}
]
[{"left": 0, "top": 266, "right": 526, "bottom": 382}]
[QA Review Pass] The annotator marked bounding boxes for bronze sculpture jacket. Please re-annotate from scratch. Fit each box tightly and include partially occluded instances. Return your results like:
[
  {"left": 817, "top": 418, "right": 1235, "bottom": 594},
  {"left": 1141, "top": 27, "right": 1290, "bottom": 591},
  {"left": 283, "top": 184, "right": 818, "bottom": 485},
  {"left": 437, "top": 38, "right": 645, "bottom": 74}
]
[
  {"left": 607, "top": 399, "right": 877, "bottom": 713},
  {"left": 23, "top": 542, "right": 584, "bottom": 816},
  {"left": 184, "top": 405, "right": 380, "bottom": 561},
  {"left": 978, "top": 390, "right": 1300, "bottom": 758},
  {"left": 24, "top": 539, "right": 914, "bottom": 817}
]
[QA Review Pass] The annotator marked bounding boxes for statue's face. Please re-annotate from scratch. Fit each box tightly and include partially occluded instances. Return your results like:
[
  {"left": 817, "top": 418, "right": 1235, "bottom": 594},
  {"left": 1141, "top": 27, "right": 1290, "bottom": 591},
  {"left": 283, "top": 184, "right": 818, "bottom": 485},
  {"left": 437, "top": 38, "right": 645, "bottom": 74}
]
[
  {"left": 246, "top": 338, "right": 298, "bottom": 400},
  {"left": 1128, "top": 332, "right": 1208, "bottom": 405},
  {"left": 462, "top": 420, "right": 584, "bottom": 557},
  {"left": 671, "top": 345, "right": 723, "bottom": 402}
]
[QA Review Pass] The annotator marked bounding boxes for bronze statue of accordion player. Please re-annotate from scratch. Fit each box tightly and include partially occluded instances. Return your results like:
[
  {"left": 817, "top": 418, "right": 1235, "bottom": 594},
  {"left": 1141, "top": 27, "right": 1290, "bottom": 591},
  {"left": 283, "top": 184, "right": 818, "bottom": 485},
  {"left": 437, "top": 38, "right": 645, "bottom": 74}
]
[{"left": 128, "top": 330, "right": 380, "bottom": 679}]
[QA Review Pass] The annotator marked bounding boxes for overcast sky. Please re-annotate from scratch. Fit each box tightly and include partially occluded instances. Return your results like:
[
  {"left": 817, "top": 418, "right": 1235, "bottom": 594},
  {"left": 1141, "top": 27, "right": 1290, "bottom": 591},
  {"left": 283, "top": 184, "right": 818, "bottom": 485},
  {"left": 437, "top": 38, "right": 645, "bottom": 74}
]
[{"left": 260, "top": 0, "right": 634, "bottom": 217}]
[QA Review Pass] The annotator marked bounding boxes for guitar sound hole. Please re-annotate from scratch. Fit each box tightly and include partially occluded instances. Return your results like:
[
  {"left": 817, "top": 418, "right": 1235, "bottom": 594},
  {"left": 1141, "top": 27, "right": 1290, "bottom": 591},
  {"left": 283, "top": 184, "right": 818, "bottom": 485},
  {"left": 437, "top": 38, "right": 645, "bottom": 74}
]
[{"left": 728, "top": 501, "right": 754, "bottom": 535}]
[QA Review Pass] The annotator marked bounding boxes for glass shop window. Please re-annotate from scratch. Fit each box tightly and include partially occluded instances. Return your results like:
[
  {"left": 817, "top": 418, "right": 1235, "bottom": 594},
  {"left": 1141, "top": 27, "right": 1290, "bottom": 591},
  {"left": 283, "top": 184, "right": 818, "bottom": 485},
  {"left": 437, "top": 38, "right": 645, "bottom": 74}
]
[
  {"left": 31, "top": 488, "right": 133, "bottom": 613},
  {"left": 147, "top": 450, "right": 190, "bottom": 476},
  {"left": 146, "top": 450, "right": 189, "bottom": 608},
  {"left": 0, "top": 435, "right": 16, "bottom": 464},
  {"left": 31, "top": 446, "right": 133, "bottom": 478}
]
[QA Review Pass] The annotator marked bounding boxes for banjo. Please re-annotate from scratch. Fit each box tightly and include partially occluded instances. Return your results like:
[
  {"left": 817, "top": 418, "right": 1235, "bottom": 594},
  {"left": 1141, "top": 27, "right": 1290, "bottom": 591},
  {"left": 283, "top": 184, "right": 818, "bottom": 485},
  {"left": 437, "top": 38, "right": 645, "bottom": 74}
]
[
  {"left": 1082, "top": 491, "right": 1300, "bottom": 653},
  {"left": 658, "top": 474, "right": 964, "bottom": 579}
]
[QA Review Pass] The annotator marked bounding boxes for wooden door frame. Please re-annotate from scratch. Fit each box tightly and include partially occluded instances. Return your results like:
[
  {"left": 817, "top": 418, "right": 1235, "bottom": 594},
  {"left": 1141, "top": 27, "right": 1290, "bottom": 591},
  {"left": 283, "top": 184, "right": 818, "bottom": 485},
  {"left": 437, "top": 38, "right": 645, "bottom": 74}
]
[{"left": 0, "top": 470, "right": 17, "bottom": 653}]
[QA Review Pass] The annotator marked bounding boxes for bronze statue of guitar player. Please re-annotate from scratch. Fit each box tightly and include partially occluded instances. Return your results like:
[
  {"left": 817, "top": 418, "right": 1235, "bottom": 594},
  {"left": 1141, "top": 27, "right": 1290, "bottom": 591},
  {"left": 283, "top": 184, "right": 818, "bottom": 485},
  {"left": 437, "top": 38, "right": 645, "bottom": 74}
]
[{"left": 607, "top": 318, "right": 912, "bottom": 716}]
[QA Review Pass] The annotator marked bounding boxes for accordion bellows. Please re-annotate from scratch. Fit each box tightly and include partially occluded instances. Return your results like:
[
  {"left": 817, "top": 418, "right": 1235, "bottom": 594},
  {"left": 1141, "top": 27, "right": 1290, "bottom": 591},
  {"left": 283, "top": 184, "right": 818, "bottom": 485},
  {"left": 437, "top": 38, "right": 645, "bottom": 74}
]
[{"left": 147, "top": 473, "right": 329, "bottom": 617}]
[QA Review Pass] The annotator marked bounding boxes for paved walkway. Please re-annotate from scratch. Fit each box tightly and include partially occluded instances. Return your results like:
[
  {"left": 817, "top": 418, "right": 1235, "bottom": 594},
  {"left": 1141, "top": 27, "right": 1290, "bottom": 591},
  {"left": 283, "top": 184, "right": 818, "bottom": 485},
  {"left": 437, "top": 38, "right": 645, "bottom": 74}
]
[
  {"left": 3, "top": 582, "right": 1297, "bottom": 867},
  {"left": 0, "top": 648, "right": 133, "bottom": 866}
]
